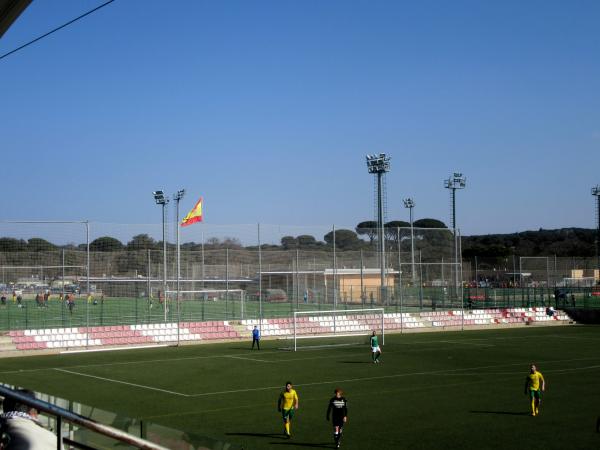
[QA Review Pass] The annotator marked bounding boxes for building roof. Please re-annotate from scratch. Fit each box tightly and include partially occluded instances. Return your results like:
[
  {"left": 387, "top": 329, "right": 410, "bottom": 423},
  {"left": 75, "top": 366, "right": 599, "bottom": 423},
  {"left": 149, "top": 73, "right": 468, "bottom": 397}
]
[{"left": 260, "top": 268, "right": 398, "bottom": 276}]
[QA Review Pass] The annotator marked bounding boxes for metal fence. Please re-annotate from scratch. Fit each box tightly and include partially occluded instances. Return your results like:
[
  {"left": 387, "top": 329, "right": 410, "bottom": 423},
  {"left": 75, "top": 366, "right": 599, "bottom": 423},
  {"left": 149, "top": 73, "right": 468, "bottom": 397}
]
[
  {"left": 0, "top": 222, "right": 598, "bottom": 331},
  {"left": 0, "top": 384, "right": 239, "bottom": 449}
]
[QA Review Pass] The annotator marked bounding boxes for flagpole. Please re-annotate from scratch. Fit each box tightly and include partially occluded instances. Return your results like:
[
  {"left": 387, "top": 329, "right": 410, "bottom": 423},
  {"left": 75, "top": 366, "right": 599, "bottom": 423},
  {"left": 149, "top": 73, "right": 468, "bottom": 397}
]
[{"left": 174, "top": 189, "right": 185, "bottom": 345}]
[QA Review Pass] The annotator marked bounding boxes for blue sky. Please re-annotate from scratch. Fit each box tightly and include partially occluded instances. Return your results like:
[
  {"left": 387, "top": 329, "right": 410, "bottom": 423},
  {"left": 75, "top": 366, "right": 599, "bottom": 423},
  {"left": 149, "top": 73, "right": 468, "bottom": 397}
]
[{"left": 1, "top": 0, "right": 599, "bottom": 241}]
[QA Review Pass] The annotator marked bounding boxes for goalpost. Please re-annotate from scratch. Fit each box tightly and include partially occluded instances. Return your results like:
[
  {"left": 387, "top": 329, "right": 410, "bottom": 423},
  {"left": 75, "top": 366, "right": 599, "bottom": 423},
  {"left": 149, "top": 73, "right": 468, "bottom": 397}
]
[{"left": 290, "top": 308, "right": 385, "bottom": 352}]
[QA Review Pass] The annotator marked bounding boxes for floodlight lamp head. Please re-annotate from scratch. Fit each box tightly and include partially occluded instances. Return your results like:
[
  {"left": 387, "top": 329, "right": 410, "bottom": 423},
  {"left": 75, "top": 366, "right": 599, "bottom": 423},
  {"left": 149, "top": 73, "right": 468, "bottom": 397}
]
[
  {"left": 445, "top": 172, "right": 466, "bottom": 190},
  {"left": 403, "top": 198, "right": 414, "bottom": 208},
  {"left": 592, "top": 185, "right": 600, "bottom": 196},
  {"left": 153, "top": 190, "right": 168, "bottom": 204},
  {"left": 174, "top": 189, "right": 186, "bottom": 201},
  {"left": 365, "top": 153, "right": 391, "bottom": 173}
]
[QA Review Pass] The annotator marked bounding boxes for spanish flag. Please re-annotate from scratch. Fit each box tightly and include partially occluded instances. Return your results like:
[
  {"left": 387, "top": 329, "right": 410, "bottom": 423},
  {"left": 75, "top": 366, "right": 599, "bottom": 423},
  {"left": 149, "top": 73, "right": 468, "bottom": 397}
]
[{"left": 181, "top": 197, "right": 203, "bottom": 227}]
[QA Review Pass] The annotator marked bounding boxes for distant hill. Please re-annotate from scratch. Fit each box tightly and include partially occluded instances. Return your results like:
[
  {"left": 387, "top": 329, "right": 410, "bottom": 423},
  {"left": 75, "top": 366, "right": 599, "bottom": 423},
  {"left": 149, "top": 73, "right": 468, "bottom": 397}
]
[{"left": 462, "top": 228, "right": 597, "bottom": 258}]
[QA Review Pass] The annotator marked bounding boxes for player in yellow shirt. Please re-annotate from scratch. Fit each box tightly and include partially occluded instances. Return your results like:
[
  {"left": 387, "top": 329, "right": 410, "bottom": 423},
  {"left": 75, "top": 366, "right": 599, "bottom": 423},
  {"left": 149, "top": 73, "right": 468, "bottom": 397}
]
[
  {"left": 277, "top": 381, "right": 299, "bottom": 438},
  {"left": 524, "top": 364, "right": 545, "bottom": 416}
]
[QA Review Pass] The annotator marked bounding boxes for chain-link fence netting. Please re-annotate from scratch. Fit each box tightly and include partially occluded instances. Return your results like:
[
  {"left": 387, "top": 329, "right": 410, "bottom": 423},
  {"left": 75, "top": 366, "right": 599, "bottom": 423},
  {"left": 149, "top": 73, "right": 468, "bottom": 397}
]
[{"left": 0, "top": 222, "right": 598, "bottom": 331}]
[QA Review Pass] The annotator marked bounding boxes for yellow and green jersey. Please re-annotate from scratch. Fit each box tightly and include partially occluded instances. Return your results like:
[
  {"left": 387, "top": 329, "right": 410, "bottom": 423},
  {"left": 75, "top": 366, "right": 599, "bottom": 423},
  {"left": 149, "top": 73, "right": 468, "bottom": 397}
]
[
  {"left": 526, "top": 371, "right": 544, "bottom": 390},
  {"left": 280, "top": 389, "right": 298, "bottom": 410}
]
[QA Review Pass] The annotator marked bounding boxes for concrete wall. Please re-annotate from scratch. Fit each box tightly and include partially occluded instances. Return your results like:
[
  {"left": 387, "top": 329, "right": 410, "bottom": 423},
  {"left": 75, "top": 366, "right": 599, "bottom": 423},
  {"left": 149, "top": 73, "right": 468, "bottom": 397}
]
[{"left": 563, "top": 308, "right": 600, "bottom": 324}]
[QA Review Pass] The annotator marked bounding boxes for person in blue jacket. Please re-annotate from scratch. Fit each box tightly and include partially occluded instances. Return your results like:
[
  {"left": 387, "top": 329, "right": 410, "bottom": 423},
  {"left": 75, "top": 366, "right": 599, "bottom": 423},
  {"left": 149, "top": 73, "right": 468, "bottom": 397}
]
[{"left": 251, "top": 325, "right": 261, "bottom": 350}]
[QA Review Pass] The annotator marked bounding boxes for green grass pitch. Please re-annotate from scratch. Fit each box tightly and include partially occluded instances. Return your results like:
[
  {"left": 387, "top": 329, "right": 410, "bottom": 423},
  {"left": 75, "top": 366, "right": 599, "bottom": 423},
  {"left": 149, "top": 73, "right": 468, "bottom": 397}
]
[
  {"left": 0, "top": 296, "right": 387, "bottom": 331},
  {"left": 1, "top": 326, "right": 599, "bottom": 449}
]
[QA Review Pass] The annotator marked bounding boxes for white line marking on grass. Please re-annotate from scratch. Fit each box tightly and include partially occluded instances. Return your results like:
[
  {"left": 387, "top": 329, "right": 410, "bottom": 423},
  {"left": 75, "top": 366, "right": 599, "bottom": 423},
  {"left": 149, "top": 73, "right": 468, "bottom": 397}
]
[
  {"left": 142, "top": 376, "right": 520, "bottom": 421},
  {"left": 0, "top": 351, "right": 283, "bottom": 375},
  {"left": 0, "top": 341, "right": 596, "bottom": 376},
  {"left": 437, "top": 340, "right": 494, "bottom": 347},
  {"left": 466, "top": 364, "right": 600, "bottom": 376},
  {"left": 61, "top": 344, "right": 169, "bottom": 354},
  {"left": 546, "top": 334, "right": 600, "bottom": 341},
  {"left": 189, "top": 384, "right": 284, "bottom": 397},
  {"left": 224, "top": 355, "right": 271, "bottom": 363},
  {"left": 545, "top": 364, "right": 600, "bottom": 373},
  {"left": 186, "top": 356, "right": 600, "bottom": 397},
  {"left": 53, "top": 368, "right": 190, "bottom": 397}
]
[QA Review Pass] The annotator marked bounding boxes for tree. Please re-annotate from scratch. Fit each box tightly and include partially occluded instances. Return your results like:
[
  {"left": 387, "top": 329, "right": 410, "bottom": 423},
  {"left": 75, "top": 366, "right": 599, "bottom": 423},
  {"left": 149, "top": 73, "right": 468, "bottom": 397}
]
[
  {"left": 203, "top": 237, "right": 242, "bottom": 249},
  {"left": 222, "top": 237, "right": 242, "bottom": 249},
  {"left": 0, "top": 238, "right": 27, "bottom": 252},
  {"left": 205, "top": 237, "right": 220, "bottom": 247},
  {"left": 90, "top": 236, "right": 124, "bottom": 252},
  {"left": 413, "top": 218, "right": 447, "bottom": 229},
  {"left": 27, "top": 238, "right": 56, "bottom": 252},
  {"left": 324, "top": 229, "right": 364, "bottom": 250},
  {"left": 297, "top": 235, "right": 319, "bottom": 249},
  {"left": 356, "top": 221, "right": 378, "bottom": 243},
  {"left": 281, "top": 236, "right": 298, "bottom": 250},
  {"left": 385, "top": 220, "right": 411, "bottom": 249},
  {"left": 126, "top": 234, "right": 157, "bottom": 251}
]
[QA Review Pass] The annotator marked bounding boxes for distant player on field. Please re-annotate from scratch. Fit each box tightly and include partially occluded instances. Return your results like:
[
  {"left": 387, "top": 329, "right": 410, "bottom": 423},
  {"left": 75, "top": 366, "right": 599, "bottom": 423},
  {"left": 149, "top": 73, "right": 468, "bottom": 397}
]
[
  {"left": 326, "top": 388, "right": 348, "bottom": 448},
  {"left": 251, "top": 325, "right": 261, "bottom": 350},
  {"left": 524, "top": 364, "right": 545, "bottom": 416},
  {"left": 370, "top": 331, "right": 381, "bottom": 363},
  {"left": 277, "top": 381, "right": 299, "bottom": 438}
]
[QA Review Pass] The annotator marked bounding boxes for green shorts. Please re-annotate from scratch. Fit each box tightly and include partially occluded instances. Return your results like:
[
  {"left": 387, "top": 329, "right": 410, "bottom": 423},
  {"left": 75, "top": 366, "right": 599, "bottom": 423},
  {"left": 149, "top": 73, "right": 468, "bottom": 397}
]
[
  {"left": 282, "top": 408, "right": 295, "bottom": 421},
  {"left": 529, "top": 389, "right": 542, "bottom": 400}
]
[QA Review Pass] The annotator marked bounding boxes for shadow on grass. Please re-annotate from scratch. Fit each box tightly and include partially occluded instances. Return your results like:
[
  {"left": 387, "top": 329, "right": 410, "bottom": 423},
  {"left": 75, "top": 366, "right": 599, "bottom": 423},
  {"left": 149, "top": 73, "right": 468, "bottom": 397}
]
[
  {"left": 226, "top": 432, "right": 289, "bottom": 440},
  {"left": 339, "top": 361, "right": 372, "bottom": 364},
  {"left": 470, "top": 410, "right": 529, "bottom": 416},
  {"left": 226, "top": 432, "right": 333, "bottom": 448},
  {"left": 269, "top": 441, "right": 334, "bottom": 448}
]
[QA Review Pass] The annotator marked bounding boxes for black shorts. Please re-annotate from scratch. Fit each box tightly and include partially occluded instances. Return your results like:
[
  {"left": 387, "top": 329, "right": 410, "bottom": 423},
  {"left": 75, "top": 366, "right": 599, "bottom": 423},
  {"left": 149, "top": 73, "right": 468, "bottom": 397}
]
[{"left": 332, "top": 418, "right": 345, "bottom": 428}]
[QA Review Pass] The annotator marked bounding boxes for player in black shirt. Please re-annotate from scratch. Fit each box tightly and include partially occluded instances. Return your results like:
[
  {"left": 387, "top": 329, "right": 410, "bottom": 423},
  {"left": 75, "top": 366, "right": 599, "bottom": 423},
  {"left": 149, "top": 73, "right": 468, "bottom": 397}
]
[{"left": 326, "top": 388, "right": 348, "bottom": 448}]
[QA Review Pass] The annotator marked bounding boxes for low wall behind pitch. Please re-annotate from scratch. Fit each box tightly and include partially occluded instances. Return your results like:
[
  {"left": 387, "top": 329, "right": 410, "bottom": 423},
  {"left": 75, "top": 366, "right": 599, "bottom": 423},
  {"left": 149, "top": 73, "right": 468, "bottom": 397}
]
[{"left": 563, "top": 308, "right": 600, "bottom": 324}]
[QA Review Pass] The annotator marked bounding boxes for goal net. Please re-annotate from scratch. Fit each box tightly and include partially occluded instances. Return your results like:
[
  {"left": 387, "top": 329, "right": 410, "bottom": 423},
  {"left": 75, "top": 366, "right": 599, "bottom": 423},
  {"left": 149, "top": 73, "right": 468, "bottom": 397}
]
[
  {"left": 163, "top": 289, "right": 246, "bottom": 320},
  {"left": 286, "top": 308, "right": 385, "bottom": 351}
]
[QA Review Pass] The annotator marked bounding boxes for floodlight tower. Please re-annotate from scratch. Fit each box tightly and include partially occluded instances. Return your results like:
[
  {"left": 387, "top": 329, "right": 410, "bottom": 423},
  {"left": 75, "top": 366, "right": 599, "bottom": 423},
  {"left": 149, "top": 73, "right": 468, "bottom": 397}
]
[
  {"left": 592, "top": 185, "right": 600, "bottom": 271},
  {"left": 366, "top": 153, "right": 391, "bottom": 303},
  {"left": 444, "top": 172, "right": 466, "bottom": 296},
  {"left": 403, "top": 198, "right": 416, "bottom": 283},
  {"left": 153, "top": 190, "right": 169, "bottom": 321}
]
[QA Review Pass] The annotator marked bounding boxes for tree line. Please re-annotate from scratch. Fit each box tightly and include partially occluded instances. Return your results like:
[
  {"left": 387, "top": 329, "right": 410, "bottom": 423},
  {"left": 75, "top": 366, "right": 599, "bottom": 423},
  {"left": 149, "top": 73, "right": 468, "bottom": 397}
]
[{"left": 0, "top": 222, "right": 596, "bottom": 257}]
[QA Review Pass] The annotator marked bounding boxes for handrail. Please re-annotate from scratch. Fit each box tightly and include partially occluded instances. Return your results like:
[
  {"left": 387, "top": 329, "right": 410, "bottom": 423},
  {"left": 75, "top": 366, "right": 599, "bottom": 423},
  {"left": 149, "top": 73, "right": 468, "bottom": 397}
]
[{"left": 0, "top": 385, "right": 169, "bottom": 450}]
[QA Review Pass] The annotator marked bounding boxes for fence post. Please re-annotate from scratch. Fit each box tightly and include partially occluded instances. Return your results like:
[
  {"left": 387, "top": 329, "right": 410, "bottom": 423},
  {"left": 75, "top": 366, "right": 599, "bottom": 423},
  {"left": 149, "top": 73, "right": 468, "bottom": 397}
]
[
  {"left": 333, "top": 225, "right": 337, "bottom": 310},
  {"left": 85, "top": 221, "right": 90, "bottom": 347},
  {"left": 258, "top": 223, "right": 262, "bottom": 322},
  {"left": 226, "top": 248, "right": 229, "bottom": 320},
  {"left": 61, "top": 249, "right": 65, "bottom": 326},
  {"left": 147, "top": 249, "right": 151, "bottom": 322},
  {"left": 296, "top": 249, "right": 300, "bottom": 311},
  {"left": 360, "top": 249, "right": 364, "bottom": 309},
  {"left": 419, "top": 250, "right": 423, "bottom": 310}
]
